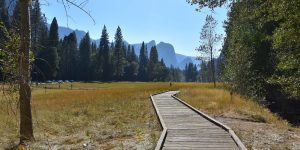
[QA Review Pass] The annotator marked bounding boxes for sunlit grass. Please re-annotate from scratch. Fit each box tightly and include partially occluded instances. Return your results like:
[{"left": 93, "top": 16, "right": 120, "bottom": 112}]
[
  {"left": 0, "top": 82, "right": 294, "bottom": 149},
  {"left": 178, "top": 86, "right": 289, "bottom": 127},
  {"left": 0, "top": 82, "right": 196, "bottom": 149}
]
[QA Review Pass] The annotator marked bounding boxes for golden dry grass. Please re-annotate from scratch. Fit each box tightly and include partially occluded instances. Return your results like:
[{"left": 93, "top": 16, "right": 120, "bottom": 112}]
[
  {"left": 176, "top": 84, "right": 300, "bottom": 149},
  {"left": 178, "top": 85, "right": 289, "bottom": 127},
  {"left": 0, "top": 82, "right": 197, "bottom": 149},
  {"left": 0, "top": 82, "right": 296, "bottom": 149}
]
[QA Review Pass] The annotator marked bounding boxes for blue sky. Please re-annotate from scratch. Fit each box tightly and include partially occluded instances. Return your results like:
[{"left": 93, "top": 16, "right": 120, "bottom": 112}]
[{"left": 41, "top": 0, "right": 228, "bottom": 56}]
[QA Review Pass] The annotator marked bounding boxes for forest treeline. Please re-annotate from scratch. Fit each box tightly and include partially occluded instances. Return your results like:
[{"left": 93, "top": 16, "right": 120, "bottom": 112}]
[
  {"left": 190, "top": 0, "right": 299, "bottom": 121},
  {"left": 0, "top": 0, "right": 200, "bottom": 83},
  {"left": 220, "top": 1, "right": 299, "bottom": 101}
]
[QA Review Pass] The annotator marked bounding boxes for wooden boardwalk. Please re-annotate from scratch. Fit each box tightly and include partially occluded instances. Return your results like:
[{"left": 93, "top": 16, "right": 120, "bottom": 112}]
[{"left": 151, "top": 91, "right": 246, "bottom": 150}]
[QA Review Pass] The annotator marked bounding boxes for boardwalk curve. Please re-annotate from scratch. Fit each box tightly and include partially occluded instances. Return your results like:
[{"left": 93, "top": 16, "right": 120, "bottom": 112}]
[{"left": 151, "top": 91, "right": 246, "bottom": 150}]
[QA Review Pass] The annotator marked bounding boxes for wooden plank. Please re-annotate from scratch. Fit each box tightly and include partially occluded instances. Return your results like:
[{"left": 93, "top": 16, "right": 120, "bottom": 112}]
[
  {"left": 163, "top": 147, "right": 236, "bottom": 150},
  {"left": 163, "top": 142, "right": 238, "bottom": 148},
  {"left": 150, "top": 94, "right": 168, "bottom": 150},
  {"left": 150, "top": 91, "right": 246, "bottom": 150},
  {"left": 172, "top": 94, "right": 247, "bottom": 150}
]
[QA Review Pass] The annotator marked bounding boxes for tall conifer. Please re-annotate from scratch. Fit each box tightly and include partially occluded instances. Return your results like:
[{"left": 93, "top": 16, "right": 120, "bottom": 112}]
[
  {"left": 138, "top": 42, "right": 148, "bottom": 81},
  {"left": 79, "top": 32, "right": 91, "bottom": 81},
  {"left": 113, "top": 26, "right": 125, "bottom": 80}
]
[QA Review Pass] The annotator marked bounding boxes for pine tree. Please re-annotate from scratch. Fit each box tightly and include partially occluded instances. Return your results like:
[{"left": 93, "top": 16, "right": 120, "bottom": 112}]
[
  {"left": 32, "top": 14, "right": 48, "bottom": 81},
  {"left": 113, "top": 26, "right": 125, "bottom": 80},
  {"left": 185, "top": 63, "right": 198, "bottom": 82},
  {"left": 107, "top": 42, "right": 114, "bottom": 80},
  {"left": 89, "top": 41, "right": 97, "bottom": 80},
  {"left": 48, "top": 17, "right": 59, "bottom": 47},
  {"left": 131, "top": 46, "right": 138, "bottom": 62},
  {"left": 46, "top": 17, "right": 59, "bottom": 79},
  {"left": 30, "top": 0, "right": 50, "bottom": 81},
  {"left": 149, "top": 46, "right": 158, "bottom": 64},
  {"left": 148, "top": 46, "right": 159, "bottom": 81},
  {"left": 38, "top": 15, "right": 48, "bottom": 49},
  {"left": 122, "top": 42, "right": 127, "bottom": 60},
  {"left": 200, "top": 62, "right": 209, "bottom": 82},
  {"left": 127, "top": 61, "right": 139, "bottom": 81},
  {"left": 37, "top": 17, "right": 59, "bottom": 80},
  {"left": 169, "top": 65, "right": 183, "bottom": 82},
  {"left": 124, "top": 44, "right": 139, "bottom": 81},
  {"left": 99, "top": 25, "right": 110, "bottom": 81},
  {"left": 138, "top": 42, "right": 148, "bottom": 81},
  {"left": 193, "top": 64, "right": 198, "bottom": 81},
  {"left": 60, "top": 32, "right": 78, "bottom": 80},
  {"left": 157, "top": 58, "right": 169, "bottom": 81},
  {"left": 130, "top": 47, "right": 139, "bottom": 80},
  {"left": 123, "top": 44, "right": 131, "bottom": 80},
  {"left": 91, "top": 42, "right": 97, "bottom": 55},
  {"left": 79, "top": 32, "right": 91, "bottom": 81},
  {"left": 39, "top": 47, "right": 59, "bottom": 79},
  {"left": 30, "top": 0, "right": 42, "bottom": 54},
  {"left": 126, "top": 44, "right": 131, "bottom": 62},
  {"left": 56, "top": 39, "right": 63, "bottom": 79}
]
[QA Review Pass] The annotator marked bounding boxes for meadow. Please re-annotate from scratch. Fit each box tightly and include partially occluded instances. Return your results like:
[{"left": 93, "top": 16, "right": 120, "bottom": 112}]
[
  {"left": 0, "top": 82, "right": 299, "bottom": 149},
  {"left": 178, "top": 87, "right": 300, "bottom": 149}
]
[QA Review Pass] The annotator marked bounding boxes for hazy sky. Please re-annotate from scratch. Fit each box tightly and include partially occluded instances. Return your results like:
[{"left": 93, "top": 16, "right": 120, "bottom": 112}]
[{"left": 41, "top": 0, "right": 228, "bottom": 56}]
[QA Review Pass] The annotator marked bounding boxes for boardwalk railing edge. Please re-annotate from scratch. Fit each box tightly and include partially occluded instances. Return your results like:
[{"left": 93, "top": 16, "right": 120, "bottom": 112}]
[
  {"left": 172, "top": 94, "right": 247, "bottom": 150},
  {"left": 150, "top": 90, "right": 169, "bottom": 150}
]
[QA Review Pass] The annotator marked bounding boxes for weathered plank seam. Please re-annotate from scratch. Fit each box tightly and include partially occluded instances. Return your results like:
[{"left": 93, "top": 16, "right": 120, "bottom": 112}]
[
  {"left": 172, "top": 94, "right": 247, "bottom": 150},
  {"left": 150, "top": 91, "right": 169, "bottom": 150}
]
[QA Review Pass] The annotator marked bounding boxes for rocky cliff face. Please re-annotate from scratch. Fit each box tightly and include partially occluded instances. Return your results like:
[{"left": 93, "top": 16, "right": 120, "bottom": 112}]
[{"left": 156, "top": 42, "right": 178, "bottom": 67}]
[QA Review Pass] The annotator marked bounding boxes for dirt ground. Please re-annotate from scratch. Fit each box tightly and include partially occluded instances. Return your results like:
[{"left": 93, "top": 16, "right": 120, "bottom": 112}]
[
  {"left": 215, "top": 115, "right": 300, "bottom": 150},
  {"left": 3, "top": 124, "right": 159, "bottom": 150}
]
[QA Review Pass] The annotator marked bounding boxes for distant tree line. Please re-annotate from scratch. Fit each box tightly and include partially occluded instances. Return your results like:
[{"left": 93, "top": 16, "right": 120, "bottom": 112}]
[
  {"left": 199, "top": 57, "right": 222, "bottom": 83},
  {"left": 0, "top": 0, "right": 200, "bottom": 83},
  {"left": 34, "top": 20, "right": 172, "bottom": 82}
]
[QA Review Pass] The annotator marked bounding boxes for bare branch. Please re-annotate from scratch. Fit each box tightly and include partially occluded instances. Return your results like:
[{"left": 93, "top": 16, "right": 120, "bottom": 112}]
[
  {"left": 59, "top": 0, "right": 96, "bottom": 26},
  {"left": 59, "top": 0, "right": 70, "bottom": 27},
  {"left": 78, "top": 0, "right": 89, "bottom": 7}
]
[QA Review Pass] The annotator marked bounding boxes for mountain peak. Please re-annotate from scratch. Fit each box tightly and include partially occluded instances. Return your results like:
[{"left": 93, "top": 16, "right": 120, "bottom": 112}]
[
  {"left": 157, "top": 42, "right": 175, "bottom": 50},
  {"left": 156, "top": 42, "right": 177, "bottom": 67},
  {"left": 148, "top": 40, "right": 156, "bottom": 45},
  {"left": 158, "top": 41, "right": 168, "bottom": 44}
]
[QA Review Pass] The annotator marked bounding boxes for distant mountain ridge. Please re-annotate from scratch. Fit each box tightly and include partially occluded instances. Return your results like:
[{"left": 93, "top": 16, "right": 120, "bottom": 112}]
[
  {"left": 54, "top": 25, "right": 200, "bottom": 69},
  {"left": 47, "top": 24, "right": 87, "bottom": 44}
]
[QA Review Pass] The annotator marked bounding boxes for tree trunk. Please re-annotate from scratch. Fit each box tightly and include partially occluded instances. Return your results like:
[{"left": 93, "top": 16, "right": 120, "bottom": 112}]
[
  {"left": 210, "top": 46, "right": 216, "bottom": 88},
  {"left": 19, "top": 0, "right": 34, "bottom": 143}
]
